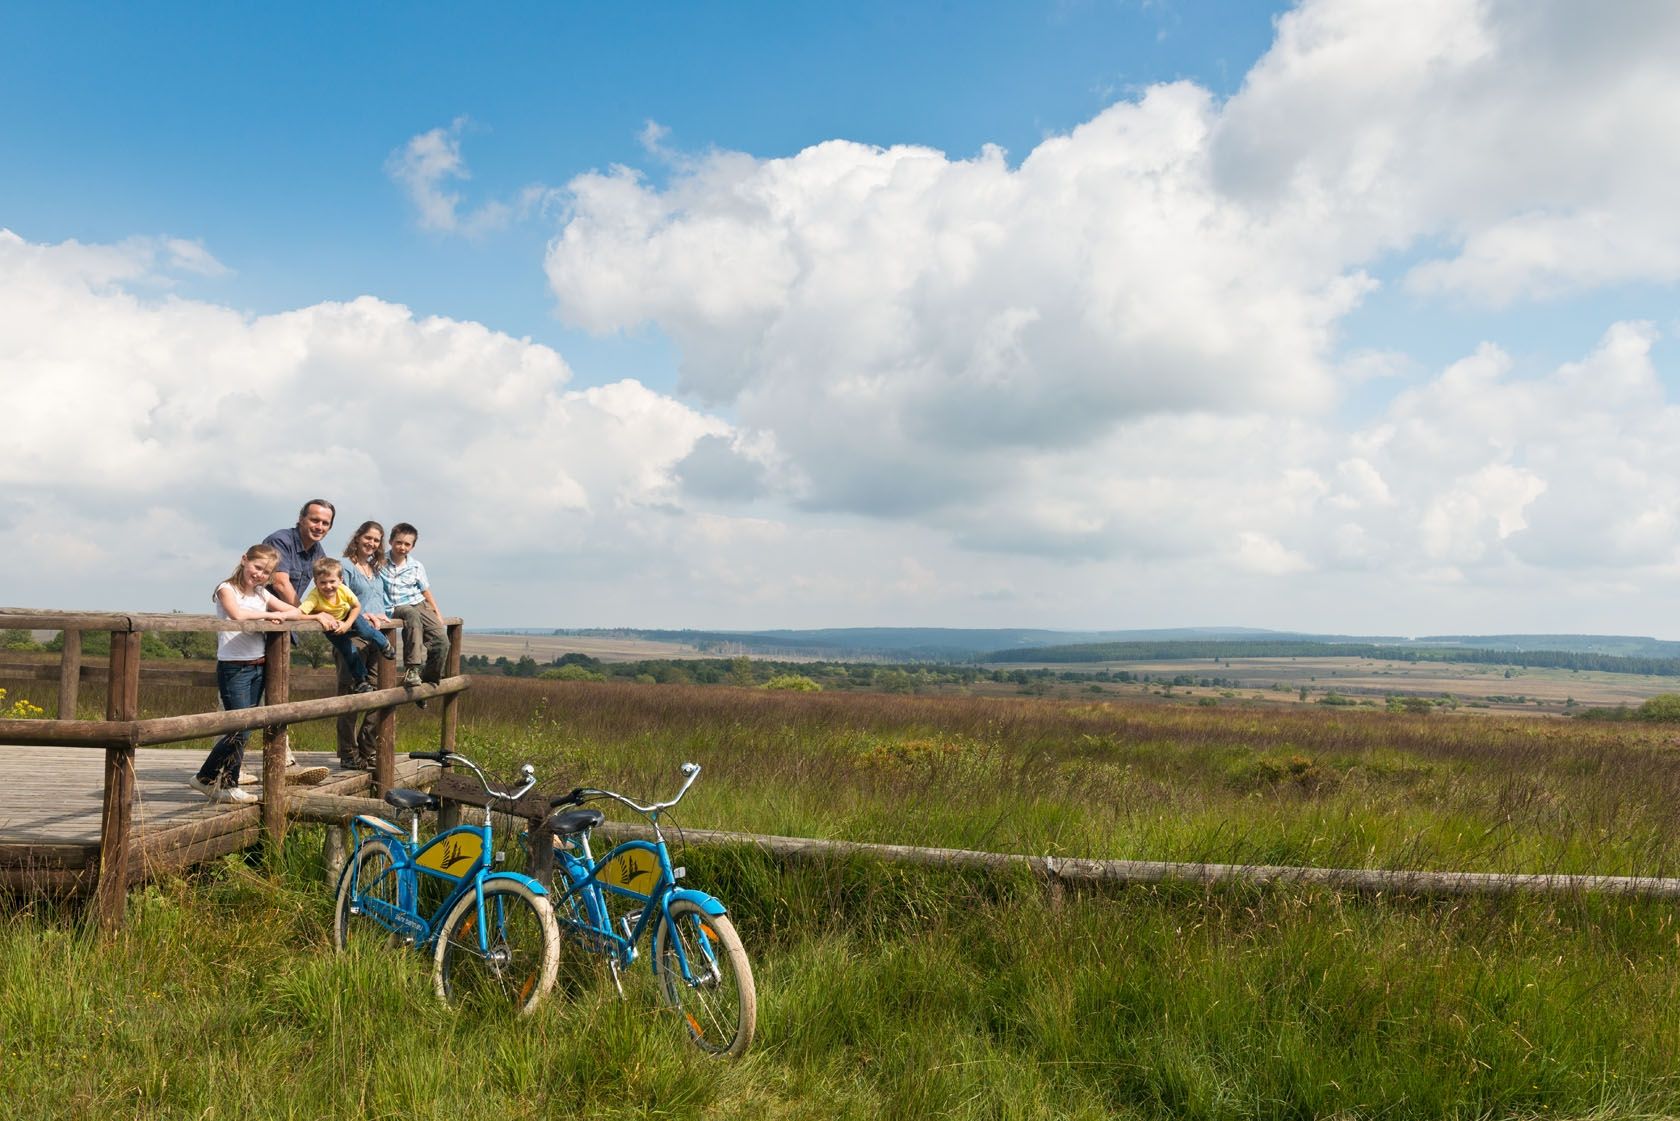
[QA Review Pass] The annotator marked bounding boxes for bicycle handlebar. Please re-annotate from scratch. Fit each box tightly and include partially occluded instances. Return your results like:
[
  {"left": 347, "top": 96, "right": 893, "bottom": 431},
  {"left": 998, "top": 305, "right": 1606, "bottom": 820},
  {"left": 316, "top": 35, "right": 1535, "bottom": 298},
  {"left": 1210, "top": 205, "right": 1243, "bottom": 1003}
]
[
  {"left": 550, "top": 762, "right": 701, "bottom": 818},
  {"left": 407, "top": 750, "right": 537, "bottom": 805}
]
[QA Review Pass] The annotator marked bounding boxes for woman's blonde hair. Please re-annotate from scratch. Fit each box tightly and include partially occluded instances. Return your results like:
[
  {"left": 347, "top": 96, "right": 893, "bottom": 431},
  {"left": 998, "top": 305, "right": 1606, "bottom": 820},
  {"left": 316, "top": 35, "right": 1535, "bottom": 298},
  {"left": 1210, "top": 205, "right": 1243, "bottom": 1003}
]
[
  {"left": 227, "top": 543, "right": 282, "bottom": 591},
  {"left": 342, "top": 520, "right": 387, "bottom": 568}
]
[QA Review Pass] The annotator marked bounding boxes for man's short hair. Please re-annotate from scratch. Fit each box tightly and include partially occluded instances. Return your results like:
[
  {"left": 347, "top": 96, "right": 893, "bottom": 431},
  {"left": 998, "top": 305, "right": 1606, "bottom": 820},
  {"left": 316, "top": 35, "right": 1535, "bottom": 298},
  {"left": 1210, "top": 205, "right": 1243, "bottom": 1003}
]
[
  {"left": 312, "top": 556, "right": 342, "bottom": 578},
  {"left": 299, "top": 498, "right": 337, "bottom": 526},
  {"left": 391, "top": 522, "right": 420, "bottom": 541}
]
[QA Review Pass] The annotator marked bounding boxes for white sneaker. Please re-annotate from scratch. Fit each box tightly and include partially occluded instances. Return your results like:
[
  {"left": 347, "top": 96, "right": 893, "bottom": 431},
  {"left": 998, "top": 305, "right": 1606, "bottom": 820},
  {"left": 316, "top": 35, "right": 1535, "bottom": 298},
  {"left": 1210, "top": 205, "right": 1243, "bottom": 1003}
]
[
  {"left": 285, "top": 765, "right": 330, "bottom": 786},
  {"left": 209, "top": 786, "right": 259, "bottom": 805},
  {"left": 238, "top": 771, "right": 259, "bottom": 786},
  {"left": 188, "top": 775, "right": 218, "bottom": 799}
]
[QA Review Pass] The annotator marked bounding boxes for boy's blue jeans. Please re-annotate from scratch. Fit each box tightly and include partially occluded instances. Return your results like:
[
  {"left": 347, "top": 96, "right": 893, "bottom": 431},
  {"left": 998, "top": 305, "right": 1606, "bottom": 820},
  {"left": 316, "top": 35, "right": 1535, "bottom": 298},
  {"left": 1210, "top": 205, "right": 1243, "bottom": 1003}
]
[{"left": 327, "top": 616, "right": 393, "bottom": 682}]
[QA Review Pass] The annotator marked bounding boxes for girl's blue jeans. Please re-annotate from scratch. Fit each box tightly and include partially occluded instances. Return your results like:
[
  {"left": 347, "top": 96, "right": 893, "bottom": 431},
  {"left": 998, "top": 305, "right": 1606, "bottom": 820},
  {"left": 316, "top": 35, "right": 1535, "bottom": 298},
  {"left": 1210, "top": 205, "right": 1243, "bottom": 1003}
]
[{"left": 196, "top": 660, "right": 266, "bottom": 787}]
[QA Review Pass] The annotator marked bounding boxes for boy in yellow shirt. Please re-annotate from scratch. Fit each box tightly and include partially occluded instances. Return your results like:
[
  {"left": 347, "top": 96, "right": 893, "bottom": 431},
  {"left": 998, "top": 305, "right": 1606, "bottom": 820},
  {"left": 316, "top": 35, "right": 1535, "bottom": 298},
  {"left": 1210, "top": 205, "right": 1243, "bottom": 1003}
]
[{"left": 300, "top": 556, "right": 397, "bottom": 692}]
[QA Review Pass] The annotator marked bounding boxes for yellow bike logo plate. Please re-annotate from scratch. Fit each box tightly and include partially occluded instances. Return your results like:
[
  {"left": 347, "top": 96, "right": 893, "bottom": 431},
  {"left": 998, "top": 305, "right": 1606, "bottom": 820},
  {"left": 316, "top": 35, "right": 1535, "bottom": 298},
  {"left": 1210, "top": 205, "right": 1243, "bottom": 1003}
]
[
  {"left": 416, "top": 832, "right": 483, "bottom": 879},
  {"left": 602, "top": 849, "right": 656, "bottom": 893}
]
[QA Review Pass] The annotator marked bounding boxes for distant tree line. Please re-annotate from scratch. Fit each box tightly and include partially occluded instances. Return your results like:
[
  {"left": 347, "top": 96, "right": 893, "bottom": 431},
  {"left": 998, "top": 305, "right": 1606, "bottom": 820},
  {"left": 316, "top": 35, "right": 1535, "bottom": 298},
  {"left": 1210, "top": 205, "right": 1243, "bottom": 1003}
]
[{"left": 981, "top": 640, "right": 1680, "bottom": 677}]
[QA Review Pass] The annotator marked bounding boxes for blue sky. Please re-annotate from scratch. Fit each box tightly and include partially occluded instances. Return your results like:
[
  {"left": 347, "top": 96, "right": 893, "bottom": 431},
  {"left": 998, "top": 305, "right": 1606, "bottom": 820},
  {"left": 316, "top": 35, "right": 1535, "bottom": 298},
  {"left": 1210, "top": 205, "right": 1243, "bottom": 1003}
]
[
  {"left": 5, "top": 1, "right": 1680, "bottom": 635},
  {"left": 4, "top": 1, "right": 1282, "bottom": 381}
]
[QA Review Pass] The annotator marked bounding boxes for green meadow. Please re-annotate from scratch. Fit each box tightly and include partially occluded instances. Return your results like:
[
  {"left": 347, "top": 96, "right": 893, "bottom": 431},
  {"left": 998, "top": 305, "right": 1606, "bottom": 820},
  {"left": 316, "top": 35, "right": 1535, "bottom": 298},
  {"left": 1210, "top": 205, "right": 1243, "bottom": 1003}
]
[{"left": 5, "top": 675, "right": 1680, "bottom": 1119}]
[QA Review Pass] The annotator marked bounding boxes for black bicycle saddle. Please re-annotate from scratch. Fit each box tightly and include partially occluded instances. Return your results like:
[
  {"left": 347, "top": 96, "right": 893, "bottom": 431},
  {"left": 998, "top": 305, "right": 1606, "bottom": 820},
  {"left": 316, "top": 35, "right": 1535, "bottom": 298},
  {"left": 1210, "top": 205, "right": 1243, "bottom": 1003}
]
[
  {"left": 384, "top": 788, "right": 440, "bottom": 813},
  {"left": 545, "top": 807, "right": 605, "bottom": 836}
]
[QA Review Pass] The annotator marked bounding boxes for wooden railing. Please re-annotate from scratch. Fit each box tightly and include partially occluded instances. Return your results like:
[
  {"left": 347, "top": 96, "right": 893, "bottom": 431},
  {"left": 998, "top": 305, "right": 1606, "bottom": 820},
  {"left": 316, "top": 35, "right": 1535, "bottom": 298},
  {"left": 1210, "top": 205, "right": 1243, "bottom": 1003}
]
[{"left": 0, "top": 607, "right": 469, "bottom": 930}]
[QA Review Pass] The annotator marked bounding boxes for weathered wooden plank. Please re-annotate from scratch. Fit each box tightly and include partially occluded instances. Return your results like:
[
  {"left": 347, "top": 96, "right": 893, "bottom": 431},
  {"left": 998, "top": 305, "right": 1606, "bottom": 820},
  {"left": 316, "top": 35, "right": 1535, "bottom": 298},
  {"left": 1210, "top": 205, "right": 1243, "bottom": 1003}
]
[
  {"left": 434, "top": 770, "right": 552, "bottom": 820},
  {"left": 0, "top": 720, "right": 133, "bottom": 747},
  {"left": 288, "top": 792, "right": 401, "bottom": 825},
  {"left": 132, "top": 677, "right": 468, "bottom": 746},
  {"left": 0, "top": 842, "right": 94, "bottom": 870},
  {"left": 137, "top": 825, "right": 265, "bottom": 879}
]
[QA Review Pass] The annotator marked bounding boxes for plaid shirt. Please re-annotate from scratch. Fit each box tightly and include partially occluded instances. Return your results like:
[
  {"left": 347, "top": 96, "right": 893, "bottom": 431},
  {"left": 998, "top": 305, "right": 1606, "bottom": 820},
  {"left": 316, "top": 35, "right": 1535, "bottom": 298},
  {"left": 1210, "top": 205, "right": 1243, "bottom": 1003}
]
[{"left": 381, "top": 558, "right": 430, "bottom": 607}]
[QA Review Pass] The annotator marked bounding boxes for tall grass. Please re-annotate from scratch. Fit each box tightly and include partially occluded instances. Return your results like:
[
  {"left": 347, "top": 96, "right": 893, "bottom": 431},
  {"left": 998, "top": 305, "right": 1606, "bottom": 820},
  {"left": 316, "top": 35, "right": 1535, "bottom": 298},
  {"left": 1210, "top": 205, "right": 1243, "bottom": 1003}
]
[
  {"left": 5, "top": 675, "right": 1680, "bottom": 1117},
  {"left": 453, "top": 679, "right": 1680, "bottom": 878},
  {"left": 4, "top": 840, "right": 1678, "bottom": 1119}
]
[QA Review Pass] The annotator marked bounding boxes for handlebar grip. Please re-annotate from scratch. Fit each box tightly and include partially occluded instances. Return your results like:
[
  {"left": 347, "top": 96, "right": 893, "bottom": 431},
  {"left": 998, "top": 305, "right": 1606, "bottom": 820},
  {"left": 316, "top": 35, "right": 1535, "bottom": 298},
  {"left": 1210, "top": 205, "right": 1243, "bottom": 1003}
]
[
  {"left": 407, "top": 751, "right": 451, "bottom": 762},
  {"left": 549, "top": 787, "right": 584, "bottom": 808}
]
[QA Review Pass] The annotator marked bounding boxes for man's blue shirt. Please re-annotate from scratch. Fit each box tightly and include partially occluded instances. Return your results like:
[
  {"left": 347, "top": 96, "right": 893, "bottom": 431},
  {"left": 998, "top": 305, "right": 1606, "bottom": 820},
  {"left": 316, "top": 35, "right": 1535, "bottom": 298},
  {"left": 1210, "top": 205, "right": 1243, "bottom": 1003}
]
[{"left": 263, "top": 525, "right": 325, "bottom": 601}]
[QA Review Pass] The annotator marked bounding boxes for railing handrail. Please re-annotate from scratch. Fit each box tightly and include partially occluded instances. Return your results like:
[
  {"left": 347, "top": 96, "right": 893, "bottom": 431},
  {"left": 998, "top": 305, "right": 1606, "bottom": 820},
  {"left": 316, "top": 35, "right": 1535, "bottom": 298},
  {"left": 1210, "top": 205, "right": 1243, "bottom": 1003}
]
[
  {"left": 0, "top": 608, "right": 469, "bottom": 933},
  {"left": 0, "top": 676, "right": 469, "bottom": 749},
  {"left": 0, "top": 607, "right": 463, "bottom": 634}
]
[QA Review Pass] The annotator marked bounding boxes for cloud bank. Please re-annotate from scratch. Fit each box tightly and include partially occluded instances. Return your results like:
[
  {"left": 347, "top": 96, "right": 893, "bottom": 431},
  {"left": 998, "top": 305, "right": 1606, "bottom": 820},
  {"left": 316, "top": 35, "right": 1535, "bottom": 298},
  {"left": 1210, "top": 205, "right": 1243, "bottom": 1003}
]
[{"left": 8, "top": 0, "right": 1680, "bottom": 632}]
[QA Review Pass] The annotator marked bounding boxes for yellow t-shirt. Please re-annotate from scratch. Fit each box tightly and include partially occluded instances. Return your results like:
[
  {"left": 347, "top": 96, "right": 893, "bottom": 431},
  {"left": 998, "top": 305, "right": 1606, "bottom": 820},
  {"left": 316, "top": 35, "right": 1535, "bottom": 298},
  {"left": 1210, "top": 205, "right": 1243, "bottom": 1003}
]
[{"left": 299, "top": 584, "right": 361, "bottom": 621}]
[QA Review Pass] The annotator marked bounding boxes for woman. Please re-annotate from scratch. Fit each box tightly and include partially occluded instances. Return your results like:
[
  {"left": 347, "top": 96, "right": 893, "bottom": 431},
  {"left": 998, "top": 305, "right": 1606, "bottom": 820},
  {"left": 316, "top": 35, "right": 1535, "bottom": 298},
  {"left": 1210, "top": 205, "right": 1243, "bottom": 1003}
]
[{"left": 334, "top": 521, "right": 392, "bottom": 769}]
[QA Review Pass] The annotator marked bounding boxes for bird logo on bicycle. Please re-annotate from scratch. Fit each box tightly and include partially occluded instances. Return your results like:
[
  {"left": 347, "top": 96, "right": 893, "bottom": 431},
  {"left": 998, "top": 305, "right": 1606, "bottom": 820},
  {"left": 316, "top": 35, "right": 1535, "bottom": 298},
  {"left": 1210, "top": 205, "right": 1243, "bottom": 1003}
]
[
  {"left": 605, "top": 850, "right": 653, "bottom": 891},
  {"left": 416, "top": 831, "right": 484, "bottom": 878}
]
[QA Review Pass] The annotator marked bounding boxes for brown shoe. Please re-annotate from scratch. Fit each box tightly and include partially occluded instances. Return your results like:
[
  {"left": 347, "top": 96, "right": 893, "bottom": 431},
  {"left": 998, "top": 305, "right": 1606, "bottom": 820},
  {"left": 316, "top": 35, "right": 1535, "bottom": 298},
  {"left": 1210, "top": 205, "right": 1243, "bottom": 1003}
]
[{"left": 285, "top": 765, "right": 330, "bottom": 786}]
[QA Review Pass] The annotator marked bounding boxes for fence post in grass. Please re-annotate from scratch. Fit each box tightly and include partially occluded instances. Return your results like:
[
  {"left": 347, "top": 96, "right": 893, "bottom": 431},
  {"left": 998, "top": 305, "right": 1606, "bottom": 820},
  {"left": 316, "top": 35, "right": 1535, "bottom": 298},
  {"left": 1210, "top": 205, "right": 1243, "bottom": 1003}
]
[
  {"left": 373, "top": 624, "right": 397, "bottom": 796},
  {"left": 261, "top": 630, "right": 290, "bottom": 848},
  {"left": 322, "top": 824, "right": 349, "bottom": 885},
  {"left": 94, "top": 628, "right": 140, "bottom": 933},
  {"left": 57, "top": 628, "right": 81, "bottom": 720},
  {"left": 434, "top": 622, "right": 464, "bottom": 830}
]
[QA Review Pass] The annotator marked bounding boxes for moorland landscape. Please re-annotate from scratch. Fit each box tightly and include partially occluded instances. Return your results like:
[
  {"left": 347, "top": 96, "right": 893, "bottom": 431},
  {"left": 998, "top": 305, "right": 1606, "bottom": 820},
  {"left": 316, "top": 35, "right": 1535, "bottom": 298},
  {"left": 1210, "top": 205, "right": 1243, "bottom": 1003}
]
[{"left": 6, "top": 648, "right": 1680, "bottom": 1118}]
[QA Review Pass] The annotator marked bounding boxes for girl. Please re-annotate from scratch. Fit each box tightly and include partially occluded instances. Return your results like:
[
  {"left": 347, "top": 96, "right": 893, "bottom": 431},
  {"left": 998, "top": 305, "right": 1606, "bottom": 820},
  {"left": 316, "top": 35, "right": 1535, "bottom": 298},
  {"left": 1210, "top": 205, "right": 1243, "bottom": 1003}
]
[{"left": 190, "top": 543, "right": 303, "bottom": 804}]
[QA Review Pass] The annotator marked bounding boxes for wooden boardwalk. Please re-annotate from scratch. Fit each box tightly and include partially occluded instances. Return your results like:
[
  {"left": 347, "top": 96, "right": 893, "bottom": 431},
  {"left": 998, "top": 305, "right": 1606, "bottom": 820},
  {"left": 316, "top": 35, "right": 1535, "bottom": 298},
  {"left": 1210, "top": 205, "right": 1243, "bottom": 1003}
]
[{"left": 0, "top": 745, "right": 435, "bottom": 891}]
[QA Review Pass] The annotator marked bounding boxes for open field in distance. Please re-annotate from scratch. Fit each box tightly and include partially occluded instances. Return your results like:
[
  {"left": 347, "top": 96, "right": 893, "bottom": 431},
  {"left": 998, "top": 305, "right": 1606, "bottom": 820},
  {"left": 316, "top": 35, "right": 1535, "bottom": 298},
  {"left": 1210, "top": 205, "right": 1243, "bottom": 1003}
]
[
  {"left": 462, "top": 631, "right": 705, "bottom": 663},
  {"left": 989, "top": 654, "right": 1677, "bottom": 713}
]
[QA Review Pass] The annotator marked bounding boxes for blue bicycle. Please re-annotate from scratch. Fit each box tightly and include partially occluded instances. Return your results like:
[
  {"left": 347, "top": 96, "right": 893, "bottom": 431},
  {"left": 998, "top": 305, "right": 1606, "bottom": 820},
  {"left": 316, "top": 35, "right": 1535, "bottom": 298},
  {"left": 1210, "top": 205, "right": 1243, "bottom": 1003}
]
[
  {"left": 544, "top": 762, "right": 756, "bottom": 1056},
  {"left": 332, "top": 750, "right": 560, "bottom": 1014}
]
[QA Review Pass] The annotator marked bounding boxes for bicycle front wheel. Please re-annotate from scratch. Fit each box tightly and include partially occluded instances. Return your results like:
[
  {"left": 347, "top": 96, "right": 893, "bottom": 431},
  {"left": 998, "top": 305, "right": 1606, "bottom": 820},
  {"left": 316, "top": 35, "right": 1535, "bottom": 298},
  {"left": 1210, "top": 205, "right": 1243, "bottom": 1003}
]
[
  {"left": 333, "top": 837, "right": 403, "bottom": 952},
  {"left": 654, "top": 900, "right": 756, "bottom": 1056},
  {"left": 433, "top": 881, "right": 559, "bottom": 1015}
]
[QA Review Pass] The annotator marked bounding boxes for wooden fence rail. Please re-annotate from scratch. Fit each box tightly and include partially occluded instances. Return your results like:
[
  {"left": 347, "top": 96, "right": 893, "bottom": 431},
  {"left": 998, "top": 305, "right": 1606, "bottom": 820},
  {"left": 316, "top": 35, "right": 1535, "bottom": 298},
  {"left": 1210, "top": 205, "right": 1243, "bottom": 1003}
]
[
  {"left": 0, "top": 607, "right": 467, "bottom": 930},
  {"left": 576, "top": 823, "right": 1680, "bottom": 901}
]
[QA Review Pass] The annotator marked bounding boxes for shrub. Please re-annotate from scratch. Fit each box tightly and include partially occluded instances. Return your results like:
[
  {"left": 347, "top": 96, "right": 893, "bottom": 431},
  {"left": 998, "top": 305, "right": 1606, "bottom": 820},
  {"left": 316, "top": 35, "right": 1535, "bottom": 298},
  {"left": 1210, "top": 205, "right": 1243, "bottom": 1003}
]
[
  {"left": 1638, "top": 693, "right": 1680, "bottom": 722},
  {"left": 540, "top": 664, "right": 606, "bottom": 682},
  {"left": 764, "top": 674, "right": 821, "bottom": 692}
]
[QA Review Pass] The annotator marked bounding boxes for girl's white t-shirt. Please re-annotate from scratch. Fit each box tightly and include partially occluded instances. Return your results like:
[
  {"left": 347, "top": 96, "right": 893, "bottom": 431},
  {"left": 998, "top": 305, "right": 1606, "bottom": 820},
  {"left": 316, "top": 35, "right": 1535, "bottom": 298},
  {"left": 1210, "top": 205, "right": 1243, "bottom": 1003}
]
[{"left": 214, "top": 581, "right": 283, "bottom": 661}]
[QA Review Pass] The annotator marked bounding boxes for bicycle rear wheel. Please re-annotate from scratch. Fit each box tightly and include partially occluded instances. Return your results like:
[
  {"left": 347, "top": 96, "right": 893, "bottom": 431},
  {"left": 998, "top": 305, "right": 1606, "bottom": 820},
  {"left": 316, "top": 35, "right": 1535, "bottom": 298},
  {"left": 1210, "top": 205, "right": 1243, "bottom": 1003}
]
[
  {"left": 654, "top": 900, "right": 756, "bottom": 1056},
  {"left": 433, "top": 881, "right": 559, "bottom": 1015},
  {"left": 333, "top": 837, "right": 403, "bottom": 951}
]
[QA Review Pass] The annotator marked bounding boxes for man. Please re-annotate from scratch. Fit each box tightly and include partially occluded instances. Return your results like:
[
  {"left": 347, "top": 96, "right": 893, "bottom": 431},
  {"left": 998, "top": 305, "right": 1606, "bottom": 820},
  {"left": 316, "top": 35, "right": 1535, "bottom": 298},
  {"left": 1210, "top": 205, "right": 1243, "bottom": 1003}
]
[
  {"left": 255, "top": 499, "right": 337, "bottom": 786},
  {"left": 263, "top": 499, "right": 336, "bottom": 606}
]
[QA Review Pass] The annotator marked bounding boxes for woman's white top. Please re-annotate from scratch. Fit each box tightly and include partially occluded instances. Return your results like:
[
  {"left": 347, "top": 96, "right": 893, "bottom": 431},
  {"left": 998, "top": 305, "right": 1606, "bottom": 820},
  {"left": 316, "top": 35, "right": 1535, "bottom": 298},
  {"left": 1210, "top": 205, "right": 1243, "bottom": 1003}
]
[{"left": 215, "top": 581, "right": 283, "bottom": 661}]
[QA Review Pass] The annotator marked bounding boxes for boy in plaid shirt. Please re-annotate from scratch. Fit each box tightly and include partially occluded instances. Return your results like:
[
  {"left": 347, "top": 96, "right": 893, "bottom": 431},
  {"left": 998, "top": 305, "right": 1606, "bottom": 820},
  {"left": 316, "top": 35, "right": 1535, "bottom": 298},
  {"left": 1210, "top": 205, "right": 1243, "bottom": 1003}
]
[{"left": 381, "top": 522, "right": 446, "bottom": 687}]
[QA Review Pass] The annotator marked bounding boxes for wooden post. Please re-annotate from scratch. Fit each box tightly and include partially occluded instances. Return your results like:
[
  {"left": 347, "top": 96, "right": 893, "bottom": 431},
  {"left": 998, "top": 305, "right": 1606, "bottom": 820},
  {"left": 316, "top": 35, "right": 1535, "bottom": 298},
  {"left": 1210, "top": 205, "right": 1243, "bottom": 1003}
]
[
  {"left": 373, "top": 624, "right": 397, "bottom": 795},
  {"left": 94, "top": 629, "right": 140, "bottom": 932},
  {"left": 440, "top": 622, "right": 462, "bottom": 753},
  {"left": 322, "top": 825, "right": 349, "bottom": 885},
  {"left": 435, "top": 623, "right": 465, "bottom": 830},
  {"left": 528, "top": 817, "right": 554, "bottom": 883},
  {"left": 57, "top": 628, "right": 81, "bottom": 720},
  {"left": 261, "top": 630, "right": 290, "bottom": 849}
]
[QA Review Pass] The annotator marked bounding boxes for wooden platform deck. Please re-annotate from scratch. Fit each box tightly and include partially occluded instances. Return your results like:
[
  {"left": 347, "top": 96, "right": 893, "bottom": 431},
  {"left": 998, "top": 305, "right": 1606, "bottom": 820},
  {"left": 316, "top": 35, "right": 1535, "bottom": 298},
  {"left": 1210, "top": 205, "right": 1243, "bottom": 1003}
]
[{"left": 0, "top": 745, "right": 435, "bottom": 891}]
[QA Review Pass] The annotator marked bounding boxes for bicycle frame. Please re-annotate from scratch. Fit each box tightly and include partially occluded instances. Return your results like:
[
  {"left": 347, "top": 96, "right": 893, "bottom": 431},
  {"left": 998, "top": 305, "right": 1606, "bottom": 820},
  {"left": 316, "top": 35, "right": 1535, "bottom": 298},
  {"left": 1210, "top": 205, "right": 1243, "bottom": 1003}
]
[
  {"left": 548, "top": 765, "right": 730, "bottom": 984},
  {"left": 345, "top": 761, "right": 549, "bottom": 956}
]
